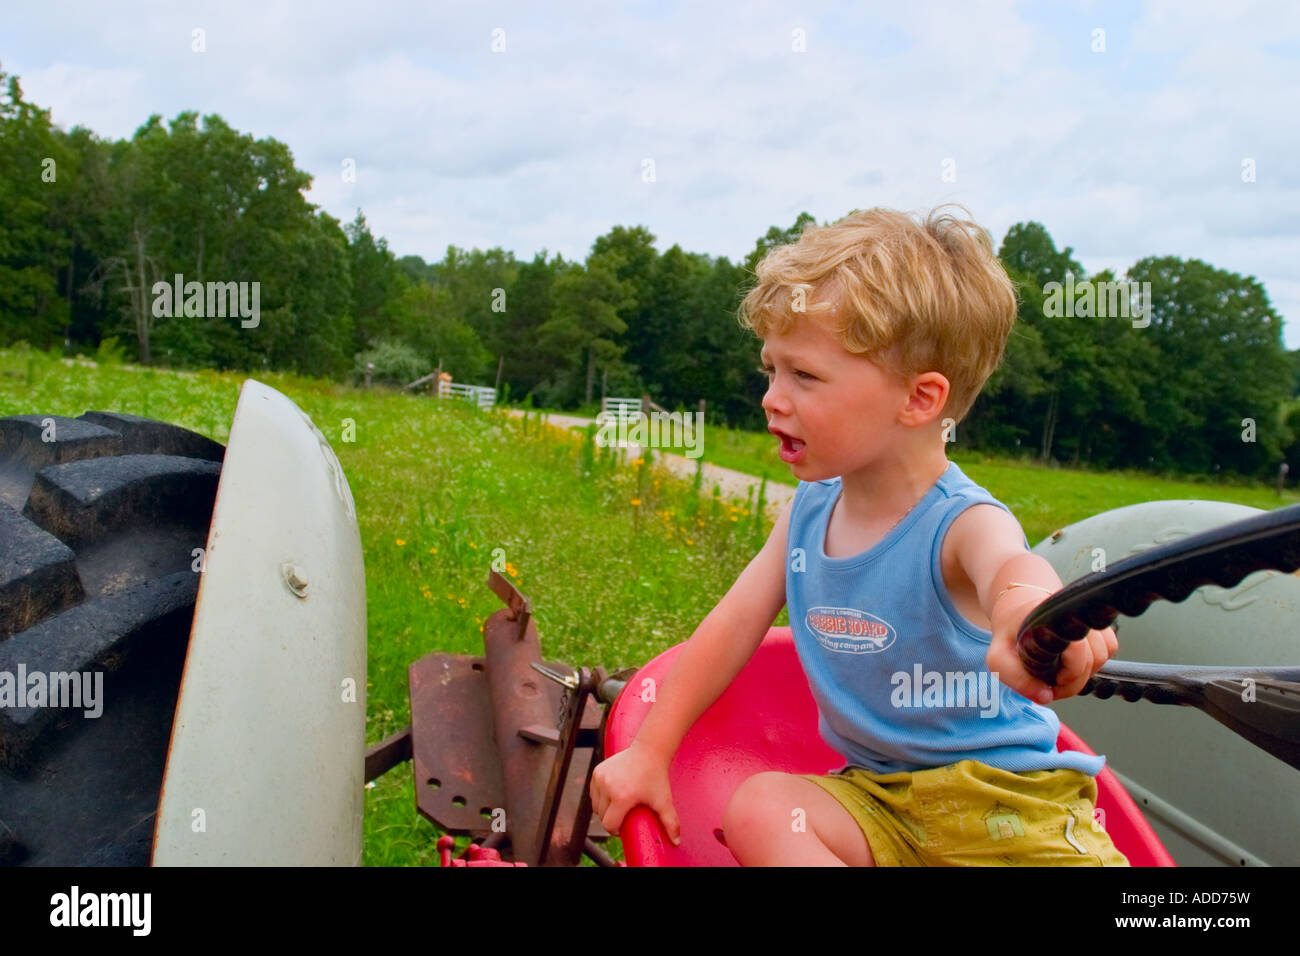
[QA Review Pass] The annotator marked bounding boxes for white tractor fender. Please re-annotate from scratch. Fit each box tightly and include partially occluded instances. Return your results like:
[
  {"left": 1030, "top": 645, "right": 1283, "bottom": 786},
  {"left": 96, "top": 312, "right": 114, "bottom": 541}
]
[{"left": 152, "top": 380, "right": 366, "bottom": 865}]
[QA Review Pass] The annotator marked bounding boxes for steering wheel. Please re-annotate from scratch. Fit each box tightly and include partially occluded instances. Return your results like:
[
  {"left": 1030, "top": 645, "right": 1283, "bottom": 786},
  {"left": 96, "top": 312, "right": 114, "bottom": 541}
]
[{"left": 1016, "top": 502, "right": 1300, "bottom": 770}]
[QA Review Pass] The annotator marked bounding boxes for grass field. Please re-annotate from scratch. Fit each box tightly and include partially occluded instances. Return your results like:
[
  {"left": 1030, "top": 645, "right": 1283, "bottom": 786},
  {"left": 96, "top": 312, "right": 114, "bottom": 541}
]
[{"left": 4, "top": 343, "right": 1297, "bottom": 866}]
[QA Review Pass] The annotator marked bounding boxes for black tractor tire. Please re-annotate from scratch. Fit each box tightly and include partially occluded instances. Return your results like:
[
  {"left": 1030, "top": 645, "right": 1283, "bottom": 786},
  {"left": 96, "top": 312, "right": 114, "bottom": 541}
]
[{"left": 0, "top": 411, "right": 225, "bottom": 865}]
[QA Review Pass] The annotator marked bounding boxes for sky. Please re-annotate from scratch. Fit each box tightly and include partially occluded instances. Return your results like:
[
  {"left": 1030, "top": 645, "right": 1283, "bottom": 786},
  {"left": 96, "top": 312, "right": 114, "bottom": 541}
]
[{"left": 7, "top": 0, "right": 1300, "bottom": 346}]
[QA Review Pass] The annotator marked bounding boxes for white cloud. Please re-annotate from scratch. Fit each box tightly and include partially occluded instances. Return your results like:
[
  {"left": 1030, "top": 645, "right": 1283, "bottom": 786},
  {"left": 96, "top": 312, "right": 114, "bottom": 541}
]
[{"left": 18, "top": 63, "right": 148, "bottom": 139}]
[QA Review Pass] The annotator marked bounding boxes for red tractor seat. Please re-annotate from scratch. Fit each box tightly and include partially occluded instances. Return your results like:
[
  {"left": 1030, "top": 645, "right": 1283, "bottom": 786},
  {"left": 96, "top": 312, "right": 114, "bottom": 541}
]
[{"left": 604, "top": 628, "right": 1175, "bottom": 866}]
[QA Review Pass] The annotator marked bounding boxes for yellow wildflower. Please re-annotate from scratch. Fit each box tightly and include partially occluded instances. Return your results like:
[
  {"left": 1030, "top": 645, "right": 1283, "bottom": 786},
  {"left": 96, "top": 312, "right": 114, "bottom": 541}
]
[
  {"left": 631, "top": 498, "right": 641, "bottom": 506},
  {"left": 468, "top": 542, "right": 478, "bottom": 549},
  {"left": 429, "top": 547, "right": 438, "bottom": 553},
  {"left": 395, "top": 539, "right": 406, "bottom": 546}
]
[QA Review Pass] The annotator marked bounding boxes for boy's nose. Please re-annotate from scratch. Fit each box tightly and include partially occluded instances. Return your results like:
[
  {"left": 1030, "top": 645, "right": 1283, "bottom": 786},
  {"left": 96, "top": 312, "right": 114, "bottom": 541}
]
[{"left": 762, "top": 383, "right": 789, "bottom": 417}]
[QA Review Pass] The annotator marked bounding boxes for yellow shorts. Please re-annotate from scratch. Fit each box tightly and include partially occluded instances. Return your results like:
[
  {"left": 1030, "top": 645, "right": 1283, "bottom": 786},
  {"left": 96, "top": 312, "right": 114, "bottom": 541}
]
[{"left": 800, "top": 759, "right": 1130, "bottom": 867}]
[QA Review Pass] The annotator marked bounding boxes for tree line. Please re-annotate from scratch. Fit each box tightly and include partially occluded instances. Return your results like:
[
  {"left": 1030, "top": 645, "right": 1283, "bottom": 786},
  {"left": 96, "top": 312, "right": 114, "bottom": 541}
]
[{"left": 3, "top": 64, "right": 1298, "bottom": 480}]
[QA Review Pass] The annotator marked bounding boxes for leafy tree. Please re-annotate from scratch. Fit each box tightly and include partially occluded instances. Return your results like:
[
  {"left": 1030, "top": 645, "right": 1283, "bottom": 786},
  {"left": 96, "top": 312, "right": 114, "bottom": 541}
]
[
  {"left": 430, "top": 245, "right": 519, "bottom": 363},
  {"left": 968, "top": 266, "right": 1053, "bottom": 452},
  {"left": 84, "top": 119, "right": 171, "bottom": 363},
  {"left": 1127, "top": 256, "right": 1291, "bottom": 475},
  {"left": 258, "top": 209, "right": 354, "bottom": 377},
  {"left": 996, "top": 222, "right": 1093, "bottom": 462},
  {"left": 50, "top": 125, "right": 118, "bottom": 350},
  {"left": 396, "top": 254, "right": 435, "bottom": 286},
  {"left": 345, "top": 210, "right": 410, "bottom": 358},
  {"left": 589, "top": 225, "right": 659, "bottom": 392},
  {"left": 639, "top": 243, "right": 700, "bottom": 405},
  {"left": 999, "top": 222, "right": 1085, "bottom": 293},
  {"left": 352, "top": 338, "right": 427, "bottom": 387},
  {"left": 538, "top": 252, "right": 632, "bottom": 406},
  {"left": 502, "top": 250, "right": 563, "bottom": 398},
  {"left": 0, "top": 68, "right": 70, "bottom": 348},
  {"left": 388, "top": 281, "right": 490, "bottom": 383}
]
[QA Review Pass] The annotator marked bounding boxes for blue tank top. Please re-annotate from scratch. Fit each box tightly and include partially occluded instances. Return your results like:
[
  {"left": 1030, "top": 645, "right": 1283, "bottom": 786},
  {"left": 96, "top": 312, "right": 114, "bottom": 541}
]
[{"left": 785, "top": 460, "right": 1105, "bottom": 776}]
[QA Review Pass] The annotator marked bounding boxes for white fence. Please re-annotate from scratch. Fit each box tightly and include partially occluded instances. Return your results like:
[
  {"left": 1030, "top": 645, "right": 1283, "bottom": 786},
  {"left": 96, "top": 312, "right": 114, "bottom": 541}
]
[
  {"left": 600, "top": 395, "right": 643, "bottom": 421},
  {"left": 438, "top": 380, "right": 497, "bottom": 409},
  {"left": 597, "top": 395, "right": 645, "bottom": 449}
]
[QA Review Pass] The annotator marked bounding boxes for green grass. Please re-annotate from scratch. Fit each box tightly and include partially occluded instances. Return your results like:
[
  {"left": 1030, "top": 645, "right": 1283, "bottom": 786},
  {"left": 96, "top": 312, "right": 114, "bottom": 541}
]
[{"left": 5, "top": 344, "right": 1298, "bottom": 865}]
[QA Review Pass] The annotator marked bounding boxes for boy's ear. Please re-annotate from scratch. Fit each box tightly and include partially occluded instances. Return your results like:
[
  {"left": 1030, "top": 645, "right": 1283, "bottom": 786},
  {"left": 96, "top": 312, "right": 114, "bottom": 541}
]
[{"left": 898, "top": 372, "right": 950, "bottom": 426}]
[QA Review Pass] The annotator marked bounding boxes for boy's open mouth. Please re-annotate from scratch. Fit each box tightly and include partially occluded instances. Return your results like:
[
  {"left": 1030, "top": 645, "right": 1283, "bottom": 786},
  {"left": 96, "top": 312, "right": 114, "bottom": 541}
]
[{"left": 769, "top": 426, "right": 806, "bottom": 462}]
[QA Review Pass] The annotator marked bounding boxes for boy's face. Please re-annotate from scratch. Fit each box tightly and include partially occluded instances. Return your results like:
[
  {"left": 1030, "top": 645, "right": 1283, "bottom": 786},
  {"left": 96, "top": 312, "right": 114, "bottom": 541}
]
[{"left": 760, "top": 311, "right": 916, "bottom": 480}]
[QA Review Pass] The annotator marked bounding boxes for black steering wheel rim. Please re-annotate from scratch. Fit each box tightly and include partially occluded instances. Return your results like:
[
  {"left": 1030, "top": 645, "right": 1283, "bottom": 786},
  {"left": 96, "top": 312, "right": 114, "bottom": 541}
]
[{"left": 1016, "top": 501, "right": 1300, "bottom": 686}]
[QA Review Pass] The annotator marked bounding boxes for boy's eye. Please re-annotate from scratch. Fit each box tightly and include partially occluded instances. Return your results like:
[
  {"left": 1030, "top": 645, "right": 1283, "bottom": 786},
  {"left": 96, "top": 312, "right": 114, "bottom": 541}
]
[{"left": 757, "top": 364, "right": 814, "bottom": 380}]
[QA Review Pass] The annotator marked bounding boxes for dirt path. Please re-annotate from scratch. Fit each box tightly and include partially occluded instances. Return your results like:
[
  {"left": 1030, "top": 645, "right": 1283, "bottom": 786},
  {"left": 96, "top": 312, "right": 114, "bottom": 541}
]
[{"left": 499, "top": 408, "right": 794, "bottom": 520}]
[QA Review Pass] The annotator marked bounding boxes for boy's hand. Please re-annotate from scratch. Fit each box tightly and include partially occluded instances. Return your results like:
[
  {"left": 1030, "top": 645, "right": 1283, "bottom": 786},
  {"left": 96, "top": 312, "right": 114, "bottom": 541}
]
[
  {"left": 985, "top": 588, "right": 1118, "bottom": 704},
  {"left": 589, "top": 739, "right": 682, "bottom": 846}
]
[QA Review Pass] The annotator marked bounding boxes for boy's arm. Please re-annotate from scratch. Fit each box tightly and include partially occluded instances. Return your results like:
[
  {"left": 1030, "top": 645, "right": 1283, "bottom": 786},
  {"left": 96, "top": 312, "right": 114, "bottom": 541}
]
[
  {"left": 630, "top": 497, "right": 793, "bottom": 764},
  {"left": 949, "top": 504, "right": 1119, "bottom": 705}
]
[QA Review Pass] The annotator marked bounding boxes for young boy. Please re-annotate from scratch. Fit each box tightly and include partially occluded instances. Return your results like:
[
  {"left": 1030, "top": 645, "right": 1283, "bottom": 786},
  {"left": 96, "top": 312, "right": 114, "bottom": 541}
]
[{"left": 589, "top": 205, "right": 1126, "bottom": 866}]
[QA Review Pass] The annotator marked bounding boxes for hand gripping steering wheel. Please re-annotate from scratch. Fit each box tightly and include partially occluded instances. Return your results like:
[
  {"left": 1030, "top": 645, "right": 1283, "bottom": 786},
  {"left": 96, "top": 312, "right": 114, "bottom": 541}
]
[{"left": 1016, "top": 503, "right": 1300, "bottom": 770}]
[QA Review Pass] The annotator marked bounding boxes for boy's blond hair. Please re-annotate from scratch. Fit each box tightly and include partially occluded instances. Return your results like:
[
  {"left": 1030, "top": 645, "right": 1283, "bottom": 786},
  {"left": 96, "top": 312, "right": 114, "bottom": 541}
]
[{"left": 736, "top": 204, "right": 1018, "bottom": 425}]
